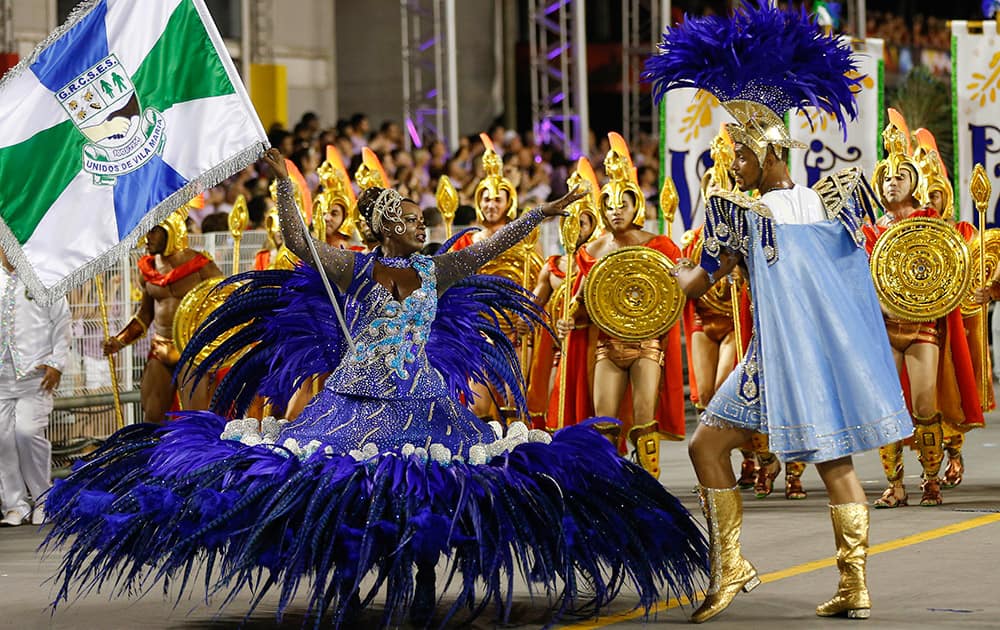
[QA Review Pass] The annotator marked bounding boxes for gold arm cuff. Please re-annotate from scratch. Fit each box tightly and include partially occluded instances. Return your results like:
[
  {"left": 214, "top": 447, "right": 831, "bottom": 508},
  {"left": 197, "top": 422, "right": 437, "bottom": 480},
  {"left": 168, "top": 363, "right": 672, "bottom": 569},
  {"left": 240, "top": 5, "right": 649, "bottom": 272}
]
[{"left": 115, "top": 316, "right": 148, "bottom": 346}]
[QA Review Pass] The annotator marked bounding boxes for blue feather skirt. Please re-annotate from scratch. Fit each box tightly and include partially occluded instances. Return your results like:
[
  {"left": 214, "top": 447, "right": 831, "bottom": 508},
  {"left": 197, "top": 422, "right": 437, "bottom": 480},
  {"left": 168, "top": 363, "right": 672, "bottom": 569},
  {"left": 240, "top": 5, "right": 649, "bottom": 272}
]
[{"left": 43, "top": 414, "right": 708, "bottom": 627}]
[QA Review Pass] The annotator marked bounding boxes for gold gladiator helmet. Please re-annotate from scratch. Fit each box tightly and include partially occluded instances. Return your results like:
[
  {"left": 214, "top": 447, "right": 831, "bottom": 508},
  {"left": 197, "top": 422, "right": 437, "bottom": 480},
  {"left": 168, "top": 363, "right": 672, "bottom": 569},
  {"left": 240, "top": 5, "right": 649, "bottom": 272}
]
[
  {"left": 872, "top": 108, "right": 923, "bottom": 208},
  {"left": 913, "top": 128, "right": 955, "bottom": 220},
  {"left": 355, "top": 146, "right": 389, "bottom": 191},
  {"left": 565, "top": 156, "right": 602, "bottom": 238},
  {"left": 158, "top": 202, "right": 192, "bottom": 257},
  {"left": 315, "top": 145, "right": 357, "bottom": 239},
  {"left": 721, "top": 100, "right": 806, "bottom": 168},
  {"left": 601, "top": 132, "right": 646, "bottom": 227},
  {"left": 474, "top": 132, "right": 518, "bottom": 221},
  {"left": 263, "top": 205, "right": 281, "bottom": 249}
]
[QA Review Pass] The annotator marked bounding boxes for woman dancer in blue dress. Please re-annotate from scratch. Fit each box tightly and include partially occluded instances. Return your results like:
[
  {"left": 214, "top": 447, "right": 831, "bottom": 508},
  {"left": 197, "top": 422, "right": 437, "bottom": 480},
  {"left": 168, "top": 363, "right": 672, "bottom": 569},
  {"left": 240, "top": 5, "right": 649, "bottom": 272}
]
[
  {"left": 43, "top": 148, "right": 707, "bottom": 628},
  {"left": 645, "top": 1, "right": 912, "bottom": 624}
]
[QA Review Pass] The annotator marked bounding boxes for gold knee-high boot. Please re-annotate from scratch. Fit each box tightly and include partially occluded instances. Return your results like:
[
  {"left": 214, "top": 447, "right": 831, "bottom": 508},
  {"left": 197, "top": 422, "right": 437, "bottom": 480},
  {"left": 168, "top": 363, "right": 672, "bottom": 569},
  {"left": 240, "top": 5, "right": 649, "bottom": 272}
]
[
  {"left": 691, "top": 486, "right": 761, "bottom": 624},
  {"left": 629, "top": 421, "right": 661, "bottom": 478},
  {"left": 816, "top": 503, "right": 871, "bottom": 619}
]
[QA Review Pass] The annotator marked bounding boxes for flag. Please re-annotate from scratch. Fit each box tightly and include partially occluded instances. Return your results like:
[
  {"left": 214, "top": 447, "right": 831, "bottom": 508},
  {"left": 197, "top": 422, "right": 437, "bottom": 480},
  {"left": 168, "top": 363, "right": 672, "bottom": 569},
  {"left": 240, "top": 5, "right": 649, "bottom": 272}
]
[{"left": 0, "top": 0, "right": 267, "bottom": 303}]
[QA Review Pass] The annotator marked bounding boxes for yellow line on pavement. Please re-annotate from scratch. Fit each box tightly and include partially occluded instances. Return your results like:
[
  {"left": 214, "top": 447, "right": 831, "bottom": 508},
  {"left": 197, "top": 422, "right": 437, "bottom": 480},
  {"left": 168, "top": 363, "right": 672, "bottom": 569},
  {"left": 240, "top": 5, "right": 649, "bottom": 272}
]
[{"left": 559, "top": 511, "right": 1000, "bottom": 628}]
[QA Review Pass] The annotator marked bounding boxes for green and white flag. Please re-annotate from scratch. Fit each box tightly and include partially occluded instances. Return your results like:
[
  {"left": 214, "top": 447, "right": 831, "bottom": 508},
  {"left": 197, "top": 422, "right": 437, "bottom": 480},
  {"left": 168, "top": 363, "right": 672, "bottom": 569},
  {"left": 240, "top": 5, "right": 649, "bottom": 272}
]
[{"left": 0, "top": 0, "right": 267, "bottom": 302}]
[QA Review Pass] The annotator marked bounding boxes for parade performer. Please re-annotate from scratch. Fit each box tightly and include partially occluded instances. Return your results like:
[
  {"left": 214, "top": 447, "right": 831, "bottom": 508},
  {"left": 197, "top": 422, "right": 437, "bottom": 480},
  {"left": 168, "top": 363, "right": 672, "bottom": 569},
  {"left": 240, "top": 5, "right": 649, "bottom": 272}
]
[
  {"left": 913, "top": 128, "right": 991, "bottom": 489},
  {"left": 313, "top": 145, "right": 361, "bottom": 251},
  {"left": 44, "top": 148, "right": 707, "bottom": 628},
  {"left": 863, "top": 113, "right": 983, "bottom": 508},
  {"left": 556, "top": 133, "right": 685, "bottom": 479},
  {"left": 646, "top": 1, "right": 912, "bottom": 621},
  {"left": 454, "top": 134, "right": 540, "bottom": 421},
  {"left": 103, "top": 209, "right": 222, "bottom": 423},
  {"left": 524, "top": 158, "right": 600, "bottom": 428},
  {"left": 254, "top": 163, "right": 312, "bottom": 271}
]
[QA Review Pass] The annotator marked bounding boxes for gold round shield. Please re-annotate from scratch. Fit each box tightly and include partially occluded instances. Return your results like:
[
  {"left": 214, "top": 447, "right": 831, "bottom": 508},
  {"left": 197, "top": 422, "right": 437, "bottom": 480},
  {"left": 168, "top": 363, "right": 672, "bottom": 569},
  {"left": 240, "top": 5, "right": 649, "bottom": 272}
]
[
  {"left": 961, "top": 228, "right": 1000, "bottom": 316},
  {"left": 173, "top": 277, "right": 246, "bottom": 366},
  {"left": 584, "top": 246, "right": 685, "bottom": 341},
  {"left": 870, "top": 218, "right": 971, "bottom": 322}
]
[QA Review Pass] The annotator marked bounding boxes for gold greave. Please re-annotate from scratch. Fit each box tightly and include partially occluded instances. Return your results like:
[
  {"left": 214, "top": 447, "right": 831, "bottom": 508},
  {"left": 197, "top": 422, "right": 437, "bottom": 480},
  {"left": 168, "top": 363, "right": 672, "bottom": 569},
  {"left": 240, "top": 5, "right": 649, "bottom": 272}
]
[
  {"left": 913, "top": 413, "right": 944, "bottom": 479},
  {"left": 878, "top": 441, "right": 904, "bottom": 484},
  {"left": 786, "top": 461, "right": 806, "bottom": 478},
  {"left": 943, "top": 431, "right": 964, "bottom": 459},
  {"left": 628, "top": 421, "right": 661, "bottom": 478},
  {"left": 816, "top": 503, "right": 871, "bottom": 619},
  {"left": 691, "top": 486, "right": 760, "bottom": 624},
  {"left": 591, "top": 420, "right": 622, "bottom": 448},
  {"left": 750, "top": 431, "right": 769, "bottom": 453}
]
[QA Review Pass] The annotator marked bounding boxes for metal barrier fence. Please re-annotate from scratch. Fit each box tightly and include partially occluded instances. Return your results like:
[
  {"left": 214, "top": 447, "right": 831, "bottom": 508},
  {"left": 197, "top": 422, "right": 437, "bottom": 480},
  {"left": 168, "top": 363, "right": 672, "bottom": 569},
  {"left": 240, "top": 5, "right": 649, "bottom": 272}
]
[{"left": 47, "top": 231, "right": 269, "bottom": 471}]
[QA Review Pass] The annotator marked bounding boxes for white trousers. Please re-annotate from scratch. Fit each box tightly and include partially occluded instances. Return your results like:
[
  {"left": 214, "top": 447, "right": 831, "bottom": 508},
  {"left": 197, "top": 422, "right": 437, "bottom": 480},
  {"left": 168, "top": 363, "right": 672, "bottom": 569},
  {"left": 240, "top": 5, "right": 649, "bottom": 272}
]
[{"left": 0, "top": 387, "right": 53, "bottom": 513}]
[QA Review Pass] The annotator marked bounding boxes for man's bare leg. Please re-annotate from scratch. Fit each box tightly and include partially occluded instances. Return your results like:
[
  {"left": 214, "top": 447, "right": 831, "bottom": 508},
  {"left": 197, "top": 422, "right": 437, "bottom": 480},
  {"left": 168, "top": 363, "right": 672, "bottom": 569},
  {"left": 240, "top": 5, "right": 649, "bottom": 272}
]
[
  {"left": 140, "top": 358, "right": 175, "bottom": 424},
  {"left": 628, "top": 357, "right": 664, "bottom": 476}
]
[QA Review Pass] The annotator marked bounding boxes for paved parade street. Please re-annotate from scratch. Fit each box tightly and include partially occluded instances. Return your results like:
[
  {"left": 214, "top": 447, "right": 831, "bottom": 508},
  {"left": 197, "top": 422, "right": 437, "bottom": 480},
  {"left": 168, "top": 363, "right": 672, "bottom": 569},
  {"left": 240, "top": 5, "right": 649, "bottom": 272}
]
[{"left": 1, "top": 411, "right": 997, "bottom": 630}]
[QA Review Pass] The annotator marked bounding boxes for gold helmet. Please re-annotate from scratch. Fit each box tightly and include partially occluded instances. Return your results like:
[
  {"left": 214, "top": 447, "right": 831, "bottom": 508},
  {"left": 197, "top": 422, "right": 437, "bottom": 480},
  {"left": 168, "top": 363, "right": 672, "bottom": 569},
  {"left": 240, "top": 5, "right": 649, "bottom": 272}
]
[
  {"left": 601, "top": 132, "right": 646, "bottom": 227},
  {"left": 565, "top": 156, "right": 602, "bottom": 238},
  {"left": 913, "top": 127, "right": 954, "bottom": 220},
  {"left": 355, "top": 146, "right": 389, "bottom": 190},
  {"left": 872, "top": 108, "right": 923, "bottom": 207},
  {"left": 474, "top": 132, "right": 518, "bottom": 221},
  {"left": 269, "top": 158, "right": 312, "bottom": 224},
  {"left": 158, "top": 201, "right": 192, "bottom": 256},
  {"left": 721, "top": 100, "right": 806, "bottom": 168},
  {"left": 263, "top": 205, "right": 281, "bottom": 249},
  {"left": 314, "top": 145, "right": 357, "bottom": 239}
]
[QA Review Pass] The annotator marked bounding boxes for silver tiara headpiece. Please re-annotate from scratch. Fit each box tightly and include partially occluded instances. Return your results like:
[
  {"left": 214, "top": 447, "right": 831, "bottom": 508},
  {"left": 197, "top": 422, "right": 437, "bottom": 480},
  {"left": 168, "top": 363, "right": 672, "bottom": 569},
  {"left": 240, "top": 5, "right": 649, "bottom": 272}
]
[{"left": 371, "top": 188, "right": 405, "bottom": 236}]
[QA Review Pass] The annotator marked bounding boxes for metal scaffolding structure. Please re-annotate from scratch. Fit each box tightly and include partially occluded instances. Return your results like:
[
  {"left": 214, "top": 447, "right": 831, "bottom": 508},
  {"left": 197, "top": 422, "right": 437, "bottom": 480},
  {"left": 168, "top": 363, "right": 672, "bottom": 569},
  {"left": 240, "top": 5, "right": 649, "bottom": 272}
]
[
  {"left": 622, "top": 0, "right": 668, "bottom": 141},
  {"left": 400, "top": 0, "right": 459, "bottom": 152},
  {"left": 528, "top": 0, "right": 588, "bottom": 158}
]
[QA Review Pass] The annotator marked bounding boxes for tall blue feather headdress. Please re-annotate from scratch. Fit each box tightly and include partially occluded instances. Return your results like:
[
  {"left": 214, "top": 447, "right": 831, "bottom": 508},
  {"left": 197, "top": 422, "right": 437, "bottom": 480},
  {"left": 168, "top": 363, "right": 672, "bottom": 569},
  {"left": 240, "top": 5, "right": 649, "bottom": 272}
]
[{"left": 643, "top": 0, "right": 862, "bottom": 162}]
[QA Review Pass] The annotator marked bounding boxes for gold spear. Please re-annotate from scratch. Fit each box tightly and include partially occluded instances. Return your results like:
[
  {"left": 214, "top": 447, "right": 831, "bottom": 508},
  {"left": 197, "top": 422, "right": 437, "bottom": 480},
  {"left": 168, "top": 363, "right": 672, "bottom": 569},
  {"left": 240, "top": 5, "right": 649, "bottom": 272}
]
[
  {"left": 436, "top": 175, "right": 458, "bottom": 239},
  {"left": 971, "top": 164, "right": 992, "bottom": 410},
  {"left": 228, "top": 194, "right": 248, "bottom": 275},
  {"left": 94, "top": 275, "right": 124, "bottom": 430},
  {"left": 556, "top": 205, "right": 584, "bottom": 430},
  {"left": 660, "top": 176, "right": 679, "bottom": 241}
]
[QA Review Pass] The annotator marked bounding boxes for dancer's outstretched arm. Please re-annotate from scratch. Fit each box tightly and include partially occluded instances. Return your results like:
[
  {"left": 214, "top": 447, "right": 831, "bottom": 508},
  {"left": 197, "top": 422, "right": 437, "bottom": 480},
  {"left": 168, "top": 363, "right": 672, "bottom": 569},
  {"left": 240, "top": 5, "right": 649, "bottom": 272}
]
[{"left": 434, "top": 189, "right": 583, "bottom": 292}]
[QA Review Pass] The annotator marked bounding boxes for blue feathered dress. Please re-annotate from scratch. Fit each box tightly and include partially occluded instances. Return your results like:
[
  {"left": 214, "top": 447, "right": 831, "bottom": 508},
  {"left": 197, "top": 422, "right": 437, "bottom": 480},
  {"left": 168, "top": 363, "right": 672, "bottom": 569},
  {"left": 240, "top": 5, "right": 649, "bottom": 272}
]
[{"left": 43, "top": 247, "right": 708, "bottom": 628}]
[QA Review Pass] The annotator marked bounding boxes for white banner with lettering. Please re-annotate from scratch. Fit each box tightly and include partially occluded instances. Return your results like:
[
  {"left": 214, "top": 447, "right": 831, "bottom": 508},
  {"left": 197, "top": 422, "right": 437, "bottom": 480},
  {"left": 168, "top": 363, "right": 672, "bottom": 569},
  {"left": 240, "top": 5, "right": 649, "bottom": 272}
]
[
  {"left": 659, "top": 88, "right": 728, "bottom": 243},
  {"left": 789, "top": 38, "right": 884, "bottom": 189},
  {"left": 952, "top": 21, "right": 1000, "bottom": 226}
]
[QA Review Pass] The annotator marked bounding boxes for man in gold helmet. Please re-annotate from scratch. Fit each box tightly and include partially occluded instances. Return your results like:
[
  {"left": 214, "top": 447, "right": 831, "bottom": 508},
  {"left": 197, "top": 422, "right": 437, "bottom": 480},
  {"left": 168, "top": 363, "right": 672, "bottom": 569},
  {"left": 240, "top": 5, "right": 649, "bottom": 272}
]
[
  {"left": 453, "top": 133, "right": 538, "bottom": 421},
  {"left": 862, "top": 111, "right": 984, "bottom": 508},
  {"left": 914, "top": 128, "right": 990, "bottom": 492},
  {"left": 522, "top": 157, "right": 600, "bottom": 429},
  {"left": 451, "top": 133, "right": 519, "bottom": 251},
  {"left": 103, "top": 207, "right": 222, "bottom": 424},
  {"left": 557, "top": 133, "right": 686, "bottom": 480}
]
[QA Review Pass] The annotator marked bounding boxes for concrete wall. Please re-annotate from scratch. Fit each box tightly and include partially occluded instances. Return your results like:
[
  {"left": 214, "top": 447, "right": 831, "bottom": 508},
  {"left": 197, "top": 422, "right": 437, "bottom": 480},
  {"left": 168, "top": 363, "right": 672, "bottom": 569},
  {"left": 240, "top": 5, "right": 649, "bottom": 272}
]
[{"left": 335, "top": 0, "right": 501, "bottom": 137}]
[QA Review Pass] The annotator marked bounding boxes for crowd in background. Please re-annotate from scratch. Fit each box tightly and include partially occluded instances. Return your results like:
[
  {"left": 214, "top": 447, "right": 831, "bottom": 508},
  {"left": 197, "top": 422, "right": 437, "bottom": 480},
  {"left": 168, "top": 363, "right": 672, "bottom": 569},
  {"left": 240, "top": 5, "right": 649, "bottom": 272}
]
[{"left": 187, "top": 112, "right": 665, "bottom": 246}]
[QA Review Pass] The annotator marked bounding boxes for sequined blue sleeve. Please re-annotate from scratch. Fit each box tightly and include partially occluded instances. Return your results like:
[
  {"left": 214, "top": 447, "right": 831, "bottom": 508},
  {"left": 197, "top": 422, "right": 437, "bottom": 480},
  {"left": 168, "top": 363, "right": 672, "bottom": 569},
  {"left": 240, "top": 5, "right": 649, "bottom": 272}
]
[
  {"left": 276, "top": 177, "right": 355, "bottom": 290},
  {"left": 433, "top": 207, "right": 546, "bottom": 292}
]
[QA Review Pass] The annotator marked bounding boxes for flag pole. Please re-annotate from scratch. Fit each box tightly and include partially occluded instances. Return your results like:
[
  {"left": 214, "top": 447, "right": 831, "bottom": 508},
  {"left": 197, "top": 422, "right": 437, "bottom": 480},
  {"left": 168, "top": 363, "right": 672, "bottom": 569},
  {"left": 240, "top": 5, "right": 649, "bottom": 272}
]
[{"left": 94, "top": 275, "right": 125, "bottom": 430}]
